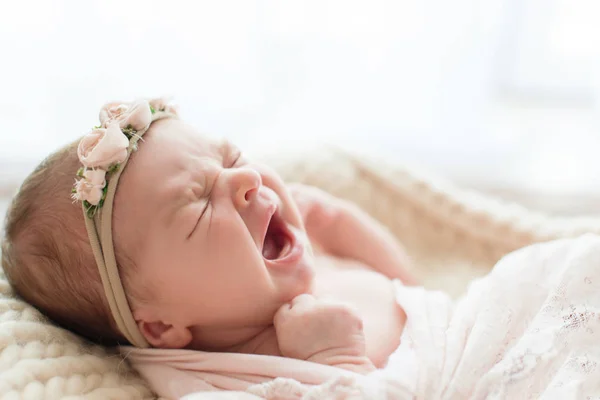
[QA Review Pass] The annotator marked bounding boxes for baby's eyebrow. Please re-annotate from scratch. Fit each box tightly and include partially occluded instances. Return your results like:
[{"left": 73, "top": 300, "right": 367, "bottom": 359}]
[
  {"left": 162, "top": 175, "right": 206, "bottom": 231},
  {"left": 218, "top": 138, "right": 231, "bottom": 151},
  {"left": 163, "top": 190, "right": 190, "bottom": 231},
  {"left": 219, "top": 138, "right": 239, "bottom": 159}
]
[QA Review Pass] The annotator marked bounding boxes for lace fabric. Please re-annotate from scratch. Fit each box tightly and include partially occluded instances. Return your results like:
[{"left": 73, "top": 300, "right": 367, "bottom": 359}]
[{"left": 386, "top": 234, "right": 600, "bottom": 400}]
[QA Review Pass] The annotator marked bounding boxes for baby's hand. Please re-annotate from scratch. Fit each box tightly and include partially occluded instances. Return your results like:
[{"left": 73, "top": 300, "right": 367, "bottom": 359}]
[
  {"left": 274, "top": 294, "right": 375, "bottom": 374},
  {"left": 288, "top": 183, "right": 340, "bottom": 231}
]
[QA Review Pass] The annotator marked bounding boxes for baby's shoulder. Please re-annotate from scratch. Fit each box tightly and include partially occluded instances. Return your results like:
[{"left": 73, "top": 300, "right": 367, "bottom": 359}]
[{"left": 313, "top": 248, "right": 370, "bottom": 274}]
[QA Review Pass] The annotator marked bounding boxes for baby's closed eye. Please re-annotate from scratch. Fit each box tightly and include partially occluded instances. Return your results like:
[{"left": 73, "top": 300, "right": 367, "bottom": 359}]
[
  {"left": 186, "top": 200, "right": 210, "bottom": 240},
  {"left": 220, "top": 140, "right": 244, "bottom": 169},
  {"left": 226, "top": 150, "right": 244, "bottom": 169}
]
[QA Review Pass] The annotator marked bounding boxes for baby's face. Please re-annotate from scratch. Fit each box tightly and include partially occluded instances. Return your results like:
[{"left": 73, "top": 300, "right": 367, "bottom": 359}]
[{"left": 116, "top": 118, "right": 315, "bottom": 347}]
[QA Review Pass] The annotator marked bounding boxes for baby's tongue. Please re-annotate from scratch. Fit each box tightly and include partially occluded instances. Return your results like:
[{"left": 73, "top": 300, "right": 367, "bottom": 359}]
[{"left": 263, "top": 235, "right": 278, "bottom": 260}]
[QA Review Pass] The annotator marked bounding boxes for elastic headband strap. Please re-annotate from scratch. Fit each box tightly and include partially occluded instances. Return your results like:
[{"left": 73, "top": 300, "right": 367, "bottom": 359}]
[{"left": 74, "top": 99, "right": 178, "bottom": 347}]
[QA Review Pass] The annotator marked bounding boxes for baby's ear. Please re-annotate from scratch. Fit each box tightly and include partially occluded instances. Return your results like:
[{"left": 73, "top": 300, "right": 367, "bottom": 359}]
[{"left": 137, "top": 319, "right": 192, "bottom": 349}]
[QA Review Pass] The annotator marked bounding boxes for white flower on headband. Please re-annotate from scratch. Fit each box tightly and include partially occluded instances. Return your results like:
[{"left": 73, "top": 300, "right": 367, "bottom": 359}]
[
  {"left": 99, "top": 100, "right": 153, "bottom": 131},
  {"left": 149, "top": 97, "right": 179, "bottom": 115},
  {"left": 77, "top": 123, "right": 130, "bottom": 169},
  {"left": 72, "top": 169, "right": 107, "bottom": 206}
]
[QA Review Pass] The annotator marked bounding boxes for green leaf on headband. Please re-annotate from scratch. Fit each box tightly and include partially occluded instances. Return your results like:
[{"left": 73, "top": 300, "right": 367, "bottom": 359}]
[
  {"left": 84, "top": 201, "right": 96, "bottom": 218},
  {"left": 122, "top": 125, "right": 135, "bottom": 137},
  {"left": 76, "top": 167, "right": 85, "bottom": 177},
  {"left": 97, "top": 186, "right": 108, "bottom": 209},
  {"left": 149, "top": 104, "right": 156, "bottom": 114},
  {"left": 71, "top": 187, "right": 77, "bottom": 194},
  {"left": 93, "top": 124, "right": 101, "bottom": 129},
  {"left": 107, "top": 163, "right": 120, "bottom": 175}
]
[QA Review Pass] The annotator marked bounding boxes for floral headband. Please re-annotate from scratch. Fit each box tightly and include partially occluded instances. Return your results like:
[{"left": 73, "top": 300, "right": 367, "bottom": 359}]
[{"left": 72, "top": 98, "right": 178, "bottom": 347}]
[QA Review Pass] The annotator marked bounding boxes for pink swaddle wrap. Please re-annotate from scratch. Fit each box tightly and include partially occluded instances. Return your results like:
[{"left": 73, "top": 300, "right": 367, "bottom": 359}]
[{"left": 122, "top": 345, "right": 360, "bottom": 398}]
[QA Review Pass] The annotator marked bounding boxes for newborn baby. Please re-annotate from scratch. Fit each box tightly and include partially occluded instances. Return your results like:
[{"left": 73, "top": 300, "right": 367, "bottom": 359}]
[{"left": 1, "top": 98, "right": 414, "bottom": 378}]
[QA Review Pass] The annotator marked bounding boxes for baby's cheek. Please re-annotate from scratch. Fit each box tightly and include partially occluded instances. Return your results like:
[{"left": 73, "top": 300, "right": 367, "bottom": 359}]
[
  {"left": 278, "top": 189, "right": 303, "bottom": 226},
  {"left": 286, "top": 202, "right": 304, "bottom": 229}
]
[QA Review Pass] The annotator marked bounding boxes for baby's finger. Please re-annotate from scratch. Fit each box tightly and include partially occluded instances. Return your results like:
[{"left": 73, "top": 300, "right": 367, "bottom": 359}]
[
  {"left": 273, "top": 302, "right": 292, "bottom": 327},
  {"left": 273, "top": 293, "right": 315, "bottom": 323},
  {"left": 274, "top": 294, "right": 317, "bottom": 328},
  {"left": 289, "top": 293, "right": 317, "bottom": 309}
]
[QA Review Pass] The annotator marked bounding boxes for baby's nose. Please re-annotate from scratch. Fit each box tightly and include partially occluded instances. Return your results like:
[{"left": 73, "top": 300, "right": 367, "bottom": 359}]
[{"left": 228, "top": 167, "right": 261, "bottom": 208}]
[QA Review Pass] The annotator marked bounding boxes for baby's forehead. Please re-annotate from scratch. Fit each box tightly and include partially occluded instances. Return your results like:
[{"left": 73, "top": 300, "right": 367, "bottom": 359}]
[
  {"left": 117, "top": 119, "right": 227, "bottom": 228},
  {"left": 148, "top": 119, "right": 222, "bottom": 158}
]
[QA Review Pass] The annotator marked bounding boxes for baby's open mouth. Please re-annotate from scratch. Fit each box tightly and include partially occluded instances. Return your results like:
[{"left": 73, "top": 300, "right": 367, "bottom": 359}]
[{"left": 262, "top": 212, "right": 292, "bottom": 260}]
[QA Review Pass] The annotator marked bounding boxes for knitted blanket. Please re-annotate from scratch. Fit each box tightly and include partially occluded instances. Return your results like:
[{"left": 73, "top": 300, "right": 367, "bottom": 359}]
[{"left": 2, "top": 147, "right": 600, "bottom": 399}]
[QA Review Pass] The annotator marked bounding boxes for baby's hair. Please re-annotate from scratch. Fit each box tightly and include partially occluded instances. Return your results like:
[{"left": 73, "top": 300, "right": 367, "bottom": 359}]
[{"left": 1, "top": 140, "right": 141, "bottom": 346}]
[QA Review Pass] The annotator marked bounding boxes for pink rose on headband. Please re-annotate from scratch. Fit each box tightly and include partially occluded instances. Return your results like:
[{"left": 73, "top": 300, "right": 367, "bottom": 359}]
[
  {"left": 149, "top": 97, "right": 179, "bottom": 115},
  {"left": 84, "top": 169, "right": 107, "bottom": 186},
  {"left": 73, "top": 169, "right": 107, "bottom": 205},
  {"left": 99, "top": 100, "right": 153, "bottom": 131},
  {"left": 78, "top": 123, "right": 129, "bottom": 169}
]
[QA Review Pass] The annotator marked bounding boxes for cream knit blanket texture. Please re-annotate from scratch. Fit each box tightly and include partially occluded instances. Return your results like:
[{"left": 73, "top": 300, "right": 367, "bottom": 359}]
[{"left": 2, "top": 147, "right": 600, "bottom": 399}]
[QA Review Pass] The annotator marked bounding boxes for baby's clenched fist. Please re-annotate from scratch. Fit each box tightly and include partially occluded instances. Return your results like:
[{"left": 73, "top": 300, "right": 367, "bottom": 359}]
[{"left": 274, "top": 294, "right": 375, "bottom": 374}]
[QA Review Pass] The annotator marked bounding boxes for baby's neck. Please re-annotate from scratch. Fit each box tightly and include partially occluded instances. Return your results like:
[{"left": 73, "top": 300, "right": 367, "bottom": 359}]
[{"left": 187, "top": 324, "right": 281, "bottom": 357}]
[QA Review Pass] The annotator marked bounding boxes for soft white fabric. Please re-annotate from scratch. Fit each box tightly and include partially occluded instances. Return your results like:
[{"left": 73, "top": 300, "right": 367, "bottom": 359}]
[
  {"left": 377, "top": 234, "right": 600, "bottom": 399},
  {"left": 180, "top": 234, "right": 600, "bottom": 399}
]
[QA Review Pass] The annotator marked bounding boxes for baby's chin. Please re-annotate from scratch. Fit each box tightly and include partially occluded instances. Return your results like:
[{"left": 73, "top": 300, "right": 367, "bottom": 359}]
[
  {"left": 278, "top": 283, "right": 314, "bottom": 306},
  {"left": 276, "top": 251, "right": 316, "bottom": 303}
]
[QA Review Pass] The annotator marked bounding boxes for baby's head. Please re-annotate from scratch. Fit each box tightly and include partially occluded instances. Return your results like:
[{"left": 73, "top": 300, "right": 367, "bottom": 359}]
[{"left": 1, "top": 99, "right": 315, "bottom": 349}]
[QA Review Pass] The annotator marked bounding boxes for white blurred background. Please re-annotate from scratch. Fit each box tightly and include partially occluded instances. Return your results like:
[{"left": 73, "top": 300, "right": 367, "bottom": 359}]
[{"left": 1, "top": 0, "right": 599, "bottom": 215}]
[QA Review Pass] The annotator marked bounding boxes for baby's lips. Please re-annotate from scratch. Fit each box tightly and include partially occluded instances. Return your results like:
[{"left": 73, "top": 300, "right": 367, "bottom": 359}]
[{"left": 249, "top": 192, "right": 277, "bottom": 252}]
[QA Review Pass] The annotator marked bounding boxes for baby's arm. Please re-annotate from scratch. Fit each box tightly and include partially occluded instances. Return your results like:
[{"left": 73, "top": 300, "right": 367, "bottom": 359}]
[{"left": 289, "top": 183, "right": 417, "bottom": 285}]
